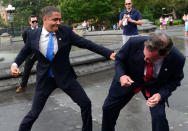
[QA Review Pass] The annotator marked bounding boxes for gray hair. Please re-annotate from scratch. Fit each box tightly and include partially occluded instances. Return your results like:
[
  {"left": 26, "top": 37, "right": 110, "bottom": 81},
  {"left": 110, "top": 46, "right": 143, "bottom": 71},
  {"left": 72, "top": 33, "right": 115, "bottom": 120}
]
[
  {"left": 144, "top": 33, "right": 173, "bottom": 56},
  {"left": 41, "top": 6, "right": 61, "bottom": 18}
]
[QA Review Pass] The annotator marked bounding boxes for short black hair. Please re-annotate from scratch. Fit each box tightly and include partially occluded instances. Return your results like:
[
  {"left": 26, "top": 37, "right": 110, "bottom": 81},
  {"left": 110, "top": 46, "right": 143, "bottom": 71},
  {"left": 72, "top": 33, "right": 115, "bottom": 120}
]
[
  {"left": 28, "top": 15, "right": 37, "bottom": 22},
  {"left": 41, "top": 6, "right": 61, "bottom": 18}
]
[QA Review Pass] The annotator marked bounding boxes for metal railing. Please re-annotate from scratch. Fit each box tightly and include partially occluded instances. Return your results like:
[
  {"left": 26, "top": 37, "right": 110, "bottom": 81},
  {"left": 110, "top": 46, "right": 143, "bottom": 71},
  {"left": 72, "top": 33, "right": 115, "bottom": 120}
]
[{"left": 0, "top": 26, "right": 29, "bottom": 37}]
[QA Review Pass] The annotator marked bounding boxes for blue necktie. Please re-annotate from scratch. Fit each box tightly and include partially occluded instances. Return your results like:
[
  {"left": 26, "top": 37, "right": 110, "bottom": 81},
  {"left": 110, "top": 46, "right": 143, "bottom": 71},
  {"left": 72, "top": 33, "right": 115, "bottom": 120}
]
[{"left": 46, "top": 33, "right": 54, "bottom": 77}]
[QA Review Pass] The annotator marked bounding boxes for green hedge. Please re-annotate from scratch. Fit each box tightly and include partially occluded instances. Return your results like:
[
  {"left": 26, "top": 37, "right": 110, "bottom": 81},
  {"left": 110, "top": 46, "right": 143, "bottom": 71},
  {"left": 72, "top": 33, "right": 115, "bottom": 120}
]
[{"left": 154, "top": 19, "right": 184, "bottom": 26}]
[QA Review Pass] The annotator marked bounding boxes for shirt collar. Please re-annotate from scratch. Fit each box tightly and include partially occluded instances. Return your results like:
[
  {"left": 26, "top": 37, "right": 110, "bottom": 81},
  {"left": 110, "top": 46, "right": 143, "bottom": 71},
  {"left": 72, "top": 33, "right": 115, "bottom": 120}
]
[
  {"left": 31, "top": 26, "right": 38, "bottom": 30},
  {"left": 126, "top": 8, "right": 133, "bottom": 13},
  {"left": 41, "top": 26, "right": 55, "bottom": 37},
  {"left": 153, "top": 58, "right": 164, "bottom": 65}
]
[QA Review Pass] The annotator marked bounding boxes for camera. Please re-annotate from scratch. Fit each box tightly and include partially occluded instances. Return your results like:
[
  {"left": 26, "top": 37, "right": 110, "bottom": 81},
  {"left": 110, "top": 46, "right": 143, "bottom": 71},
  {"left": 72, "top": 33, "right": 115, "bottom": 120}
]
[{"left": 122, "top": 18, "right": 128, "bottom": 26}]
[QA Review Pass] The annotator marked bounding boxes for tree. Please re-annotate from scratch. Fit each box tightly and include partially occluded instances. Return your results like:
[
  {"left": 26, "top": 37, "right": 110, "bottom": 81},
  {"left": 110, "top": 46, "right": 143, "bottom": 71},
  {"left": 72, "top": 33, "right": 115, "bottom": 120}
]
[
  {"left": 60, "top": 0, "right": 114, "bottom": 25},
  {"left": 1, "top": 0, "right": 60, "bottom": 27},
  {"left": 0, "top": 15, "right": 7, "bottom": 28},
  {"left": 2, "top": 0, "right": 188, "bottom": 28}
]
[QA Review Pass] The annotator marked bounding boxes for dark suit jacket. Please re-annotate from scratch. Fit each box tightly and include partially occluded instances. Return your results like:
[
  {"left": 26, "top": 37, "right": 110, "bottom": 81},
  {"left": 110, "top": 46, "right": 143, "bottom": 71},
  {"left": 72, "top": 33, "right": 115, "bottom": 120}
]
[
  {"left": 22, "top": 27, "right": 33, "bottom": 43},
  {"left": 111, "top": 36, "right": 185, "bottom": 101},
  {"left": 15, "top": 25, "right": 114, "bottom": 89},
  {"left": 22, "top": 27, "right": 37, "bottom": 59}
]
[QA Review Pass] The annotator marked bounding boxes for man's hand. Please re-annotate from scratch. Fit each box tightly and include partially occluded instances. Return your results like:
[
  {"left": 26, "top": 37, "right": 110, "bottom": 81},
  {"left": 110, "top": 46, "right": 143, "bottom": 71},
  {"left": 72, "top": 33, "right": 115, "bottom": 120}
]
[
  {"left": 127, "top": 18, "right": 142, "bottom": 25},
  {"left": 123, "top": 14, "right": 128, "bottom": 19},
  {"left": 146, "top": 93, "right": 161, "bottom": 107},
  {"left": 110, "top": 52, "right": 116, "bottom": 60},
  {"left": 127, "top": 17, "right": 134, "bottom": 23},
  {"left": 11, "top": 65, "right": 20, "bottom": 77},
  {"left": 120, "top": 75, "right": 134, "bottom": 87}
]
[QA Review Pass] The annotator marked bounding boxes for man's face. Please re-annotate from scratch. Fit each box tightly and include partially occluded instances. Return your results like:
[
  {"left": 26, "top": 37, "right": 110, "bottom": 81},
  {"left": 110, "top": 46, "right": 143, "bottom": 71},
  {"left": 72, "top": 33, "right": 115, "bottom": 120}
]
[
  {"left": 29, "top": 17, "right": 38, "bottom": 28},
  {"left": 125, "top": 0, "right": 132, "bottom": 10},
  {"left": 43, "top": 12, "right": 61, "bottom": 33},
  {"left": 143, "top": 47, "right": 163, "bottom": 63}
]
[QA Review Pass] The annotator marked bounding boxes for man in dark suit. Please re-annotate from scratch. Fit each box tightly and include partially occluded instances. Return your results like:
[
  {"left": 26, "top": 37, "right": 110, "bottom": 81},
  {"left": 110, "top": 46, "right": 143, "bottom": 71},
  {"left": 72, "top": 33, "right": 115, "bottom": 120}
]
[
  {"left": 16, "top": 15, "right": 38, "bottom": 93},
  {"left": 11, "top": 6, "right": 115, "bottom": 131},
  {"left": 102, "top": 33, "right": 185, "bottom": 131}
]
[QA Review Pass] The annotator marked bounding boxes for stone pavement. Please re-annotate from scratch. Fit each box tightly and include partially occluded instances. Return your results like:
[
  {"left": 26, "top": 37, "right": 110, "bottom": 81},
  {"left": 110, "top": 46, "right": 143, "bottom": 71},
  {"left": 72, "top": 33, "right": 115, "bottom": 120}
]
[
  {"left": 1, "top": 65, "right": 188, "bottom": 131},
  {"left": 0, "top": 87, "right": 101, "bottom": 131}
]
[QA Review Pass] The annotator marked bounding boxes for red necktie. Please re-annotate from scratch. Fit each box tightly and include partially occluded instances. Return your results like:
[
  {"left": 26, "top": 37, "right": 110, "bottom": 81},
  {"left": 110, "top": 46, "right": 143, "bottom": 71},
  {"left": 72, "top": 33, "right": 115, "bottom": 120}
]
[{"left": 134, "top": 63, "right": 153, "bottom": 97}]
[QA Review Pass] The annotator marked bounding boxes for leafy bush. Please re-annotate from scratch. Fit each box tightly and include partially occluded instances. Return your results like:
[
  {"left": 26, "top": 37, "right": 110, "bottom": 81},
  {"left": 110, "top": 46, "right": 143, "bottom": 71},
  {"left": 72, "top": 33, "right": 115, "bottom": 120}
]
[
  {"left": 172, "top": 20, "right": 183, "bottom": 25},
  {"left": 142, "top": 7, "right": 154, "bottom": 21},
  {"left": 154, "top": 19, "right": 184, "bottom": 26}
]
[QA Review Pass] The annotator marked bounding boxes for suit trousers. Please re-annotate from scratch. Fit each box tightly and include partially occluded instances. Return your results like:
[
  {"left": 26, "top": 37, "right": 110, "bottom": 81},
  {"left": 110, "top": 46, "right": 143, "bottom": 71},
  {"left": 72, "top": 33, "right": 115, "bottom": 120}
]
[
  {"left": 102, "top": 92, "right": 169, "bottom": 131},
  {"left": 18, "top": 77, "right": 92, "bottom": 131},
  {"left": 20, "top": 54, "right": 37, "bottom": 88}
]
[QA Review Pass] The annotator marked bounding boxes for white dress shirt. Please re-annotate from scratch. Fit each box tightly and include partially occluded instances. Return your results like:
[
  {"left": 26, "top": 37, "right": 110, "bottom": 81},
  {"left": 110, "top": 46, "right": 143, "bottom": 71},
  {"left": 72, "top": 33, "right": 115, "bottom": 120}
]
[
  {"left": 12, "top": 26, "right": 58, "bottom": 67},
  {"left": 39, "top": 27, "right": 58, "bottom": 57},
  {"left": 31, "top": 26, "right": 38, "bottom": 30}
]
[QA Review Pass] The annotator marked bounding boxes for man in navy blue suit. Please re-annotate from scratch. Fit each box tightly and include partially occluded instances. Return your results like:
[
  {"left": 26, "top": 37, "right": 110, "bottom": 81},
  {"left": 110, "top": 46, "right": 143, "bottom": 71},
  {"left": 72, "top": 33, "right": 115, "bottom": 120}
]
[
  {"left": 11, "top": 6, "right": 115, "bottom": 131},
  {"left": 102, "top": 33, "right": 185, "bottom": 131},
  {"left": 16, "top": 15, "right": 38, "bottom": 93}
]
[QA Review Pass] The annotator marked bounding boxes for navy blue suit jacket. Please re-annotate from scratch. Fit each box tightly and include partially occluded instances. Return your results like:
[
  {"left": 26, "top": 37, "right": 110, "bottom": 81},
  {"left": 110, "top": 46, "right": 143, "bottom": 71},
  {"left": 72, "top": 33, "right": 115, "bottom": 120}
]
[
  {"left": 110, "top": 36, "right": 185, "bottom": 101},
  {"left": 15, "top": 25, "right": 113, "bottom": 89}
]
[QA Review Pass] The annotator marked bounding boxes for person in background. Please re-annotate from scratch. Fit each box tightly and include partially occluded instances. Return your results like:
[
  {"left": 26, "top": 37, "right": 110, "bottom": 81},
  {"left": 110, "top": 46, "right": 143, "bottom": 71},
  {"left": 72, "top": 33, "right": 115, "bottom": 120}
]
[
  {"left": 113, "top": 24, "right": 117, "bottom": 30},
  {"left": 118, "top": 0, "right": 142, "bottom": 45},
  {"left": 169, "top": 16, "right": 173, "bottom": 26},
  {"left": 162, "top": 17, "right": 166, "bottom": 31},
  {"left": 16, "top": 15, "right": 38, "bottom": 93},
  {"left": 183, "top": 13, "right": 188, "bottom": 39},
  {"left": 165, "top": 17, "right": 169, "bottom": 29},
  {"left": 72, "top": 25, "right": 77, "bottom": 33},
  {"left": 159, "top": 16, "right": 163, "bottom": 30},
  {"left": 82, "top": 20, "right": 87, "bottom": 28}
]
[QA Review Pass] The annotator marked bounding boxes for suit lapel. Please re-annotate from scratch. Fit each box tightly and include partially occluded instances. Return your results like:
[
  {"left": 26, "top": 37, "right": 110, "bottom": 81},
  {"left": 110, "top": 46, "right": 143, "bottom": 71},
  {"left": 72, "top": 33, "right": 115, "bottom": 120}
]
[
  {"left": 157, "top": 55, "right": 170, "bottom": 79},
  {"left": 140, "top": 45, "right": 146, "bottom": 77},
  {"left": 33, "top": 28, "right": 42, "bottom": 51},
  {"left": 55, "top": 29, "right": 65, "bottom": 51},
  {"left": 32, "top": 28, "right": 49, "bottom": 60}
]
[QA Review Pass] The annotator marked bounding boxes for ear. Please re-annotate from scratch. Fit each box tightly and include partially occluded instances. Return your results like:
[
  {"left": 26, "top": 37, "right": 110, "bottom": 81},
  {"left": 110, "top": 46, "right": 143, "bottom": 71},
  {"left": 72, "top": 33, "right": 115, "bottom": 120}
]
[{"left": 43, "top": 16, "right": 47, "bottom": 22}]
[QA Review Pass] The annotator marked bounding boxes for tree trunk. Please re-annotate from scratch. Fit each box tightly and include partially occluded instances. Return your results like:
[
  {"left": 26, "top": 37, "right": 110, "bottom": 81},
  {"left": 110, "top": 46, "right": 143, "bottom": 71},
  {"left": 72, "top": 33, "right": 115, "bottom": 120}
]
[{"left": 172, "top": 7, "right": 176, "bottom": 19}]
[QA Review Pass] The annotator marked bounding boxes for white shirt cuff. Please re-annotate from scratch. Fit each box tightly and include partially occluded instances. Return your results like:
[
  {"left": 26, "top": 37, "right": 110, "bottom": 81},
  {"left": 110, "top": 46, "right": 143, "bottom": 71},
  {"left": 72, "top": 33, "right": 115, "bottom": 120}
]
[{"left": 11, "top": 63, "right": 18, "bottom": 68}]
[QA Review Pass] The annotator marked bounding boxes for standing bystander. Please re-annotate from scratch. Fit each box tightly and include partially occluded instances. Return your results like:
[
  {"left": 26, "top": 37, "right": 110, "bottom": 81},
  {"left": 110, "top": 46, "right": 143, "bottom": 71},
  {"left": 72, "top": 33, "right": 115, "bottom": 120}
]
[
  {"left": 169, "top": 16, "right": 173, "bottom": 26},
  {"left": 159, "top": 16, "right": 163, "bottom": 30},
  {"left": 16, "top": 15, "right": 38, "bottom": 93},
  {"left": 118, "top": 0, "right": 142, "bottom": 45},
  {"left": 183, "top": 13, "right": 188, "bottom": 39}
]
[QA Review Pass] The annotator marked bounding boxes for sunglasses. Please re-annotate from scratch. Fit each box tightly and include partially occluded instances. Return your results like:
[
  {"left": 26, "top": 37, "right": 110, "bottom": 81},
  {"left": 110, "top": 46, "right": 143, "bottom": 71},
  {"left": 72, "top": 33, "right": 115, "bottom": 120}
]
[
  {"left": 125, "top": 3, "right": 132, "bottom": 5},
  {"left": 31, "top": 20, "right": 38, "bottom": 23}
]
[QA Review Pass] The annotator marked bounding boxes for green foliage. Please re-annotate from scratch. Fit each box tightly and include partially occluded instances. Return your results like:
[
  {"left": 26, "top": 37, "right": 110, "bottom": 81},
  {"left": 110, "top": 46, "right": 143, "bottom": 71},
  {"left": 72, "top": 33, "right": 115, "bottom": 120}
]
[
  {"left": 2, "top": 0, "right": 60, "bottom": 27},
  {"left": 142, "top": 7, "right": 154, "bottom": 21},
  {"left": 1, "top": 0, "right": 188, "bottom": 28},
  {"left": 172, "top": 19, "right": 183, "bottom": 25},
  {"left": 0, "top": 15, "right": 7, "bottom": 28},
  {"left": 155, "top": 19, "right": 183, "bottom": 26},
  {"left": 60, "top": 0, "right": 114, "bottom": 25}
]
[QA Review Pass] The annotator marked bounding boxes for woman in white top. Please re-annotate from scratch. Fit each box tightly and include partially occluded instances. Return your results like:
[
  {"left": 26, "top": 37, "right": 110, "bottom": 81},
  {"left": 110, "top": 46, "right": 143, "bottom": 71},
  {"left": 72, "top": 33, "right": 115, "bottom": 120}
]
[
  {"left": 159, "top": 16, "right": 163, "bottom": 30},
  {"left": 183, "top": 13, "right": 188, "bottom": 38}
]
